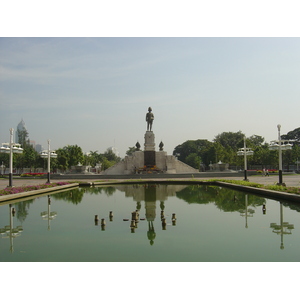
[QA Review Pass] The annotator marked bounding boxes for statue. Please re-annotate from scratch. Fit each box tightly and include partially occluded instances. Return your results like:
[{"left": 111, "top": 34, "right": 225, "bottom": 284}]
[
  {"left": 159, "top": 141, "right": 164, "bottom": 151},
  {"left": 135, "top": 141, "right": 141, "bottom": 151},
  {"left": 146, "top": 107, "right": 154, "bottom": 131}
]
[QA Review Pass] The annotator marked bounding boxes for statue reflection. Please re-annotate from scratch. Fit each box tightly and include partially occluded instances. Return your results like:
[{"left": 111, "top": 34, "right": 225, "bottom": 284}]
[
  {"left": 117, "top": 184, "right": 187, "bottom": 245},
  {"left": 147, "top": 222, "right": 156, "bottom": 245},
  {"left": 40, "top": 196, "right": 57, "bottom": 230},
  {"left": 270, "top": 202, "right": 294, "bottom": 250},
  {"left": 0, "top": 204, "right": 23, "bottom": 253}
]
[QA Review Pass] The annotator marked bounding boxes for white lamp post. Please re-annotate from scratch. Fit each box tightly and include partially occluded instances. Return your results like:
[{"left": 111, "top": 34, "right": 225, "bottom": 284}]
[
  {"left": 40, "top": 139, "right": 57, "bottom": 183},
  {"left": 269, "top": 125, "right": 293, "bottom": 185},
  {"left": 0, "top": 128, "right": 23, "bottom": 187},
  {"left": 237, "top": 136, "right": 253, "bottom": 181}
]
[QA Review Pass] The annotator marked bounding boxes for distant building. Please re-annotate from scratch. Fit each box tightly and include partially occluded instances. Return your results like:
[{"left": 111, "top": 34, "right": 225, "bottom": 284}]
[
  {"left": 16, "top": 119, "right": 27, "bottom": 144},
  {"left": 35, "top": 144, "right": 43, "bottom": 153}
]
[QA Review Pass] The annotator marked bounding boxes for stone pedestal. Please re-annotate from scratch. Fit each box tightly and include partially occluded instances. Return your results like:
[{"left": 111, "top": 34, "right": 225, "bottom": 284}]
[
  {"left": 144, "top": 131, "right": 156, "bottom": 167},
  {"left": 144, "top": 151, "right": 156, "bottom": 167},
  {"left": 156, "top": 151, "right": 167, "bottom": 171},
  {"left": 144, "top": 131, "right": 155, "bottom": 151}
]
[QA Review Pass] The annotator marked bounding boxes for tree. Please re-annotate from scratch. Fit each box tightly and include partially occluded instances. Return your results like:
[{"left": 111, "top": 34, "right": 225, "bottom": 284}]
[
  {"left": 84, "top": 151, "right": 101, "bottom": 167},
  {"left": 55, "top": 148, "right": 69, "bottom": 172},
  {"left": 0, "top": 153, "right": 9, "bottom": 174},
  {"left": 173, "top": 139, "right": 215, "bottom": 168},
  {"left": 55, "top": 145, "right": 83, "bottom": 172},
  {"left": 103, "top": 149, "right": 121, "bottom": 163},
  {"left": 252, "top": 143, "right": 272, "bottom": 168},
  {"left": 101, "top": 157, "right": 115, "bottom": 170},
  {"left": 281, "top": 127, "right": 300, "bottom": 142},
  {"left": 21, "top": 145, "right": 40, "bottom": 172},
  {"left": 185, "top": 153, "right": 201, "bottom": 169},
  {"left": 64, "top": 145, "right": 84, "bottom": 166},
  {"left": 126, "top": 147, "right": 137, "bottom": 156},
  {"left": 213, "top": 131, "right": 245, "bottom": 150},
  {"left": 248, "top": 135, "right": 265, "bottom": 147}
]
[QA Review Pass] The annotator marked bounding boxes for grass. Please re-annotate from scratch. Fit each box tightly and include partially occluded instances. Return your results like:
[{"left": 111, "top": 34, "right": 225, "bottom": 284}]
[{"left": 207, "top": 179, "right": 300, "bottom": 195}]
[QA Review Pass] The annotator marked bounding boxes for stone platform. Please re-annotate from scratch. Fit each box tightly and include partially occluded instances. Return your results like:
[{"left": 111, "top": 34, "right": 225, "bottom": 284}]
[{"left": 103, "top": 130, "right": 199, "bottom": 175}]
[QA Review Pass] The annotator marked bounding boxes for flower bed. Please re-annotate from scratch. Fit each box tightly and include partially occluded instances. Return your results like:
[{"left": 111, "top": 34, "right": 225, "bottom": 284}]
[
  {"left": 21, "top": 172, "right": 46, "bottom": 177},
  {"left": 0, "top": 182, "right": 71, "bottom": 196}
]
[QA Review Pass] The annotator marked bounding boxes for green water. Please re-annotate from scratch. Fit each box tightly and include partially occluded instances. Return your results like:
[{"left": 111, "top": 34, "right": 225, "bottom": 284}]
[{"left": 1, "top": 184, "right": 300, "bottom": 262}]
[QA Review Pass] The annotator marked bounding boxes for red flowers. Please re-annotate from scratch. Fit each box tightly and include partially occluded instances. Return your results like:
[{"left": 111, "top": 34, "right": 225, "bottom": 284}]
[
  {"left": 0, "top": 182, "right": 70, "bottom": 196},
  {"left": 21, "top": 173, "right": 46, "bottom": 177}
]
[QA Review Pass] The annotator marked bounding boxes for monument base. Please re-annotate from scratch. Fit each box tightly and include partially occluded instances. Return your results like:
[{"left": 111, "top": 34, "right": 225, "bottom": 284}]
[
  {"left": 102, "top": 130, "right": 199, "bottom": 175},
  {"left": 144, "top": 151, "right": 156, "bottom": 167},
  {"left": 144, "top": 131, "right": 155, "bottom": 151}
]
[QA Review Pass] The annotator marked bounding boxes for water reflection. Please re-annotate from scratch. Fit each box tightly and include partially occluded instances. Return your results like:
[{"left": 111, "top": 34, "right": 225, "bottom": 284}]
[
  {"left": 0, "top": 204, "right": 23, "bottom": 253},
  {"left": 270, "top": 202, "right": 295, "bottom": 249},
  {"left": 2, "top": 184, "right": 300, "bottom": 261},
  {"left": 238, "top": 195, "right": 255, "bottom": 228},
  {"left": 40, "top": 195, "right": 57, "bottom": 230},
  {"left": 176, "top": 185, "right": 265, "bottom": 212},
  {"left": 114, "top": 184, "right": 186, "bottom": 245}
]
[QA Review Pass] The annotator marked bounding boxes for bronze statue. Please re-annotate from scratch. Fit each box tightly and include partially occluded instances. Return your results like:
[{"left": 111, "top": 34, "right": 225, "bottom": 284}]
[
  {"left": 146, "top": 107, "right": 154, "bottom": 131},
  {"left": 159, "top": 141, "right": 164, "bottom": 151}
]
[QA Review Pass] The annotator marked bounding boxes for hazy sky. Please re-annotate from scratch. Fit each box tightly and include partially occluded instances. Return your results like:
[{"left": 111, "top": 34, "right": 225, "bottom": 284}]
[{"left": 1, "top": 37, "right": 300, "bottom": 157}]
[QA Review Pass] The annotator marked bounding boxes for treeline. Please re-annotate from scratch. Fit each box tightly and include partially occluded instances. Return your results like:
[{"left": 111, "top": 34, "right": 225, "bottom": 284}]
[
  {"left": 172, "top": 128, "right": 300, "bottom": 171},
  {"left": 2, "top": 126, "right": 300, "bottom": 174},
  {"left": 0, "top": 143, "right": 121, "bottom": 173}
]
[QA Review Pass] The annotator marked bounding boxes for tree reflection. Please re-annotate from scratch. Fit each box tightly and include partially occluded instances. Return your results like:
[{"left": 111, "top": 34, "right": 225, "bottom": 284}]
[
  {"left": 15, "top": 199, "right": 34, "bottom": 223},
  {"left": 176, "top": 185, "right": 266, "bottom": 212},
  {"left": 51, "top": 188, "right": 85, "bottom": 204}
]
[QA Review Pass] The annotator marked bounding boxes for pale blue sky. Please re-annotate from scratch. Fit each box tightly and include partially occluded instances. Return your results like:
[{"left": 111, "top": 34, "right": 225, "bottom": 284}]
[{"left": 1, "top": 37, "right": 300, "bottom": 157}]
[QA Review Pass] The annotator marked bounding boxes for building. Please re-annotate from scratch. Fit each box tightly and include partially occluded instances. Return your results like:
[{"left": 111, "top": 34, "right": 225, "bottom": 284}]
[{"left": 16, "top": 119, "right": 27, "bottom": 144}]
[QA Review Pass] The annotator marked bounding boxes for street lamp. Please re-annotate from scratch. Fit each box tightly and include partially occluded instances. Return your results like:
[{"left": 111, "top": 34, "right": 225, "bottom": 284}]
[
  {"left": 269, "top": 124, "right": 293, "bottom": 185},
  {"left": 237, "top": 136, "right": 253, "bottom": 181},
  {"left": 40, "top": 139, "right": 57, "bottom": 183},
  {"left": 0, "top": 128, "right": 23, "bottom": 187}
]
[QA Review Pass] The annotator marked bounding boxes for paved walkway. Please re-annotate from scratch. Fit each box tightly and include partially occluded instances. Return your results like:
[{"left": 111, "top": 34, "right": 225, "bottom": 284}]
[{"left": 1, "top": 174, "right": 300, "bottom": 190}]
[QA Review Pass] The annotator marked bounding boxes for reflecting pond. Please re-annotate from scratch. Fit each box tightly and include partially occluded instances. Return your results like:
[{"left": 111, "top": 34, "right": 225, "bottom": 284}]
[{"left": 1, "top": 184, "right": 300, "bottom": 262}]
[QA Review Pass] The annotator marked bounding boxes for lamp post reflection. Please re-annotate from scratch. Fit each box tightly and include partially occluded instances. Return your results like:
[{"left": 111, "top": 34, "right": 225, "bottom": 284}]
[
  {"left": 0, "top": 204, "right": 23, "bottom": 253},
  {"left": 238, "top": 194, "right": 255, "bottom": 228},
  {"left": 40, "top": 196, "right": 57, "bottom": 230},
  {"left": 270, "top": 202, "right": 294, "bottom": 249}
]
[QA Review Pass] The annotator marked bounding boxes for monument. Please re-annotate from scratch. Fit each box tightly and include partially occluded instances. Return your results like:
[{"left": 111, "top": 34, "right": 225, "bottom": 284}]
[{"left": 102, "top": 107, "right": 199, "bottom": 175}]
